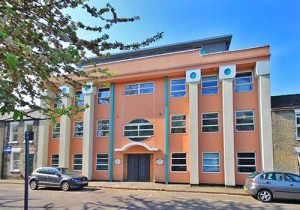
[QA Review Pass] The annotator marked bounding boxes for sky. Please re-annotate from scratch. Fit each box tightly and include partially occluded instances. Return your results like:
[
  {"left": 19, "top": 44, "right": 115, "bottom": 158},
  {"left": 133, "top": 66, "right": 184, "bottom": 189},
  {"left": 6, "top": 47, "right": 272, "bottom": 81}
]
[{"left": 67, "top": 0, "right": 300, "bottom": 96}]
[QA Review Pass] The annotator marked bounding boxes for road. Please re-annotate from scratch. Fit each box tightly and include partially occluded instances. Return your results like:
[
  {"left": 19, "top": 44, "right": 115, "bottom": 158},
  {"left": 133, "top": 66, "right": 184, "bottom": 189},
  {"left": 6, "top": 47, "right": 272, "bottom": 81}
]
[{"left": 0, "top": 183, "right": 299, "bottom": 209}]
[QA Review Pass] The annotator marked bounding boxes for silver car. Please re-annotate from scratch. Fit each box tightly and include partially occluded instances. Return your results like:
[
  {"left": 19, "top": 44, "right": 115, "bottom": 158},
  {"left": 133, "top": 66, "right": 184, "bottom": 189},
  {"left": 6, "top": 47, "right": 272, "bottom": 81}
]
[{"left": 244, "top": 171, "right": 300, "bottom": 202}]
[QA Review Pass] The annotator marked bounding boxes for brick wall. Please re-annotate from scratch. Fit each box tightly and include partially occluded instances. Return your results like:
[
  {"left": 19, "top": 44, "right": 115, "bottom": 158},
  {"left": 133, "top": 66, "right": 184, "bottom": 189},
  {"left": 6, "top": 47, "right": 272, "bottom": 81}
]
[
  {"left": 272, "top": 110, "right": 300, "bottom": 174},
  {"left": 1, "top": 120, "right": 39, "bottom": 179}
]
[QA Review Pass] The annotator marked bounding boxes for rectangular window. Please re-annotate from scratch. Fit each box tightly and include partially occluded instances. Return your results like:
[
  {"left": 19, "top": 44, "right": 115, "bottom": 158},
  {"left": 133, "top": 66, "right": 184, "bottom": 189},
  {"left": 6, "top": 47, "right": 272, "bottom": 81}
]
[
  {"left": 236, "top": 110, "right": 254, "bottom": 131},
  {"left": 24, "top": 121, "right": 34, "bottom": 143},
  {"left": 75, "top": 91, "right": 84, "bottom": 106},
  {"left": 9, "top": 122, "right": 18, "bottom": 143},
  {"left": 237, "top": 153, "right": 256, "bottom": 173},
  {"left": 52, "top": 122, "right": 60, "bottom": 139},
  {"left": 74, "top": 121, "right": 83, "bottom": 138},
  {"left": 201, "top": 76, "right": 218, "bottom": 95},
  {"left": 96, "top": 154, "right": 109, "bottom": 171},
  {"left": 170, "top": 115, "right": 186, "bottom": 134},
  {"left": 54, "top": 94, "right": 62, "bottom": 109},
  {"left": 98, "top": 88, "right": 110, "bottom": 104},
  {"left": 51, "top": 154, "right": 59, "bottom": 167},
  {"left": 296, "top": 112, "right": 300, "bottom": 139},
  {"left": 170, "top": 79, "right": 186, "bottom": 98},
  {"left": 203, "top": 153, "right": 220, "bottom": 173},
  {"left": 73, "top": 154, "right": 83, "bottom": 171},
  {"left": 235, "top": 72, "right": 253, "bottom": 93},
  {"left": 202, "top": 113, "right": 219, "bottom": 132},
  {"left": 171, "top": 153, "right": 187, "bottom": 172},
  {"left": 96, "top": 120, "right": 109, "bottom": 137},
  {"left": 124, "top": 82, "right": 154, "bottom": 96},
  {"left": 10, "top": 150, "right": 21, "bottom": 172}
]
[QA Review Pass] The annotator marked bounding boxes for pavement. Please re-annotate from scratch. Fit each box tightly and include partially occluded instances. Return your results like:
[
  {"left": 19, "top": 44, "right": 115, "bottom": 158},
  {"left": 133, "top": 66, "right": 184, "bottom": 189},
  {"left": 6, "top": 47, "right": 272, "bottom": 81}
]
[
  {"left": 0, "top": 179, "right": 247, "bottom": 196},
  {"left": 1, "top": 183, "right": 299, "bottom": 210}
]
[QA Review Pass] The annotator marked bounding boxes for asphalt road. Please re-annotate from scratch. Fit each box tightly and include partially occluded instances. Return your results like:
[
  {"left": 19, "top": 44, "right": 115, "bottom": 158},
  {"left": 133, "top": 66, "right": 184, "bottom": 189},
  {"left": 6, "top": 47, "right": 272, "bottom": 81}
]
[{"left": 0, "top": 183, "right": 299, "bottom": 210}]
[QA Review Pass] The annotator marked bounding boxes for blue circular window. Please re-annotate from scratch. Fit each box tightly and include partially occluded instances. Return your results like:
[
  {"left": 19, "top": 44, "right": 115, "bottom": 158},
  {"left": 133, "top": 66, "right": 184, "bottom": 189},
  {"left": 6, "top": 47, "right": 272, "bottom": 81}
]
[
  {"left": 190, "top": 72, "right": 197, "bottom": 79},
  {"left": 224, "top": 68, "right": 231, "bottom": 76}
]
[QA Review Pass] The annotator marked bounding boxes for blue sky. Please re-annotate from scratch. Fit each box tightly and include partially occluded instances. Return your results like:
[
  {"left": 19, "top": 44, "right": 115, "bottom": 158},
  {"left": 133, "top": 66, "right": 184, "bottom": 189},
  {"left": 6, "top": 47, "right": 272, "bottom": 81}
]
[{"left": 68, "top": 0, "right": 300, "bottom": 96}]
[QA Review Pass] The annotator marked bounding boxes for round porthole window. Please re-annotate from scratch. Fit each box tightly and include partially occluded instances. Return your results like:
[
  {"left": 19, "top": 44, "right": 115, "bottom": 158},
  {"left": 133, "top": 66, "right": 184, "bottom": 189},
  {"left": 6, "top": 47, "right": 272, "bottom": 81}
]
[{"left": 124, "top": 119, "right": 154, "bottom": 142}]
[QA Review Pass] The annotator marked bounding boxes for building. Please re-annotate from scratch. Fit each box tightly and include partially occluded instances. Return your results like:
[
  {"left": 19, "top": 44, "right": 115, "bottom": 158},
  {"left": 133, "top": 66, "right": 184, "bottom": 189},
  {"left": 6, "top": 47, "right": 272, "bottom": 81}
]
[
  {"left": 271, "top": 94, "right": 300, "bottom": 174},
  {"left": 37, "top": 35, "right": 273, "bottom": 186},
  {"left": 0, "top": 111, "right": 41, "bottom": 179}
]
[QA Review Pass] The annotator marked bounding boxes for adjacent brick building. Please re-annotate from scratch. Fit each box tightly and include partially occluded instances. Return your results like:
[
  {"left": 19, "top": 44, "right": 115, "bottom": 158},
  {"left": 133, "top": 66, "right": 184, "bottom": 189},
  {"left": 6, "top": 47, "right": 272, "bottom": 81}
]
[
  {"left": 271, "top": 94, "right": 300, "bottom": 174},
  {"left": 0, "top": 111, "right": 40, "bottom": 179}
]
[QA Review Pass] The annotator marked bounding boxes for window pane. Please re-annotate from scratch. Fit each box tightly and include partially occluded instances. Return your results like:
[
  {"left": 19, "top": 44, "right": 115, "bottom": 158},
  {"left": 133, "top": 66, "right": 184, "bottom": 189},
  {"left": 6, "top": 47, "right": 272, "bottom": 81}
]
[
  {"left": 203, "top": 159, "right": 219, "bottom": 165},
  {"left": 235, "top": 85, "right": 253, "bottom": 92},
  {"left": 171, "top": 166, "right": 186, "bottom": 171},
  {"left": 172, "top": 153, "right": 186, "bottom": 158},
  {"left": 171, "top": 84, "right": 186, "bottom": 92},
  {"left": 139, "top": 130, "right": 154, "bottom": 136},
  {"left": 202, "top": 80, "right": 218, "bottom": 88},
  {"left": 171, "top": 79, "right": 185, "bottom": 85},
  {"left": 238, "top": 166, "right": 256, "bottom": 173},
  {"left": 140, "top": 83, "right": 154, "bottom": 89},
  {"left": 203, "top": 153, "right": 219, "bottom": 159},
  {"left": 238, "top": 159, "right": 255, "bottom": 165},
  {"left": 235, "top": 77, "right": 252, "bottom": 85},
  {"left": 202, "top": 126, "right": 218, "bottom": 132},
  {"left": 236, "top": 118, "right": 254, "bottom": 124},
  {"left": 297, "top": 117, "right": 300, "bottom": 125},
  {"left": 96, "top": 165, "right": 108, "bottom": 170},
  {"left": 171, "top": 115, "right": 186, "bottom": 121},
  {"left": 238, "top": 153, "right": 255, "bottom": 158},
  {"left": 171, "top": 91, "right": 186, "bottom": 98},
  {"left": 297, "top": 127, "right": 300, "bottom": 138},
  {"left": 236, "top": 111, "right": 253, "bottom": 118},
  {"left": 203, "top": 166, "right": 220, "bottom": 172},
  {"left": 73, "top": 165, "right": 82, "bottom": 170},
  {"left": 202, "top": 119, "right": 218, "bottom": 126},
  {"left": 124, "top": 131, "right": 139, "bottom": 136},
  {"left": 140, "top": 88, "right": 154, "bottom": 94},
  {"left": 203, "top": 113, "right": 218, "bottom": 119},
  {"left": 172, "top": 159, "right": 186, "bottom": 165},
  {"left": 236, "top": 125, "right": 254, "bottom": 131},
  {"left": 171, "top": 128, "right": 186, "bottom": 133},
  {"left": 202, "top": 88, "right": 218, "bottom": 95},
  {"left": 171, "top": 121, "right": 186, "bottom": 127},
  {"left": 140, "top": 125, "right": 153, "bottom": 130}
]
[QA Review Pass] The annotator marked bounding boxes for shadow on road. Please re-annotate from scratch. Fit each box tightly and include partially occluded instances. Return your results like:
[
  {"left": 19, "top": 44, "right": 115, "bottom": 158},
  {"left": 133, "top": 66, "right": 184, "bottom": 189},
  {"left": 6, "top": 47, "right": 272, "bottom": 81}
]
[{"left": 83, "top": 194, "right": 296, "bottom": 210}]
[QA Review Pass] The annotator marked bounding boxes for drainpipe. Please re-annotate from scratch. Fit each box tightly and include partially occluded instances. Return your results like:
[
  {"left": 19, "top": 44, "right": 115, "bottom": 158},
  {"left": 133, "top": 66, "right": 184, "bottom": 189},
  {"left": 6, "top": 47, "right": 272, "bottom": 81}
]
[{"left": 109, "top": 83, "right": 115, "bottom": 182}]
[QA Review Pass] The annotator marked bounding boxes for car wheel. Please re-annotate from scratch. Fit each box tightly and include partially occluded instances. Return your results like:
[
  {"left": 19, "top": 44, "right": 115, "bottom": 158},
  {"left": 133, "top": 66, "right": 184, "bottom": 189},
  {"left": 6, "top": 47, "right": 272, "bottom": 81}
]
[
  {"left": 61, "top": 181, "right": 70, "bottom": 191},
  {"left": 257, "top": 189, "right": 273, "bottom": 202},
  {"left": 29, "top": 180, "right": 38, "bottom": 190}
]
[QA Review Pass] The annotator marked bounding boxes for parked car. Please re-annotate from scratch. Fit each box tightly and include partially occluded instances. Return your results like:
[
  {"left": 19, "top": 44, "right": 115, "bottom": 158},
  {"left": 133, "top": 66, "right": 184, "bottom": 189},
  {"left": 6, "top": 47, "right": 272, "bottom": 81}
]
[
  {"left": 244, "top": 171, "right": 300, "bottom": 202},
  {"left": 29, "top": 167, "right": 88, "bottom": 191}
]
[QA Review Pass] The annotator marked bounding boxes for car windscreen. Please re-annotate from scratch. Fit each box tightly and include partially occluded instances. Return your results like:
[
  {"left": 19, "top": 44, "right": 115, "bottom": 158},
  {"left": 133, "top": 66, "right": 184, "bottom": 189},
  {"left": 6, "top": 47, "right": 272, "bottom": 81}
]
[{"left": 58, "top": 168, "right": 76, "bottom": 175}]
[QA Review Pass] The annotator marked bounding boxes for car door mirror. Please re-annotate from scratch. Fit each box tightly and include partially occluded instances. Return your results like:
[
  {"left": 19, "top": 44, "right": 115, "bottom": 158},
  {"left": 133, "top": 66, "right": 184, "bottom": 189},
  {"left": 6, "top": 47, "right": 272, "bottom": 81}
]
[{"left": 56, "top": 173, "right": 61, "bottom": 177}]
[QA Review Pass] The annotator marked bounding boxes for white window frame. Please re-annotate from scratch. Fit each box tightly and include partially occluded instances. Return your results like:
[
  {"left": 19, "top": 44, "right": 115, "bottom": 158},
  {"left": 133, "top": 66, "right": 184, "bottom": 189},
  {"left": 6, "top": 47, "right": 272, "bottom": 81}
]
[
  {"left": 9, "top": 122, "right": 19, "bottom": 144},
  {"left": 124, "top": 120, "right": 154, "bottom": 141},
  {"left": 72, "top": 154, "right": 83, "bottom": 171},
  {"left": 201, "top": 75, "right": 219, "bottom": 95},
  {"left": 234, "top": 71, "right": 254, "bottom": 93},
  {"left": 75, "top": 90, "right": 84, "bottom": 107},
  {"left": 96, "top": 153, "right": 109, "bottom": 171},
  {"left": 98, "top": 88, "right": 110, "bottom": 104},
  {"left": 51, "top": 154, "right": 59, "bottom": 167},
  {"left": 202, "top": 152, "right": 220, "bottom": 173},
  {"left": 170, "top": 78, "right": 186, "bottom": 98},
  {"left": 237, "top": 152, "right": 256, "bottom": 174},
  {"left": 52, "top": 122, "right": 60, "bottom": 139},
  {"left": 10, "top": 148, "right": 21, "bottom": 172},
  {"left": 23, "top": 121, "right": 34, "bottom": 143},
  {"left": 96, "top": 119, "right": 110, "bottom": 137},
  {"left": 295, "top": 110, "right": 300, "bottom": 140},
  {"left": 170, "top": 114, "right": 187, "bottom": 134},
  {"left": 170, "top": 152, "right": 187, "bottom": 173},
  {"left": 235, "top": 110, "right": 255, "bottom": 132},
  {"left": 124, "top": 82, "right": 154, "bottom": 96},
  {"left": 201, "top": 112, "right": 219, "bottom": 133},
  {"left": 74, "top": 121, "right": 84, "bottom": 138}
]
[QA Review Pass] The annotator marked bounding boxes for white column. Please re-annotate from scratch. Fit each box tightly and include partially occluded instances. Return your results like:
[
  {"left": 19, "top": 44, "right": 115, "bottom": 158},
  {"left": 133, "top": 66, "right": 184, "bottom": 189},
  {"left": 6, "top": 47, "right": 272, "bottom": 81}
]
[
  {"left": 256, "top": 60, "right": 274, "bottom": 171},
  {"left": 37, "top": 100, "right": 50, "bottom": 167},
  {"left": 189, "top": 83, "right": 199, "bottom": 184},
  {"left": 220, "top": 65, "right": 236, "bottom": 186},
  {"left": 186, "top": 69, "right": 201, "bottom": 185},
  {"left": 59, "top": 87, "right": 73, "bottom": 168},
  {"left": 82, "top": 84, "right": 95, "bottom": 180}
]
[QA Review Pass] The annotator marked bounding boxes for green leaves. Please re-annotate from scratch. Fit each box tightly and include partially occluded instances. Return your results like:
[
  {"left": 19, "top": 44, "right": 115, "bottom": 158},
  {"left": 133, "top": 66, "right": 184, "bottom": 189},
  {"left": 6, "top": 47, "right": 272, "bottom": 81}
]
[
  {"left": 4, "top": 52, "right": 18, "bottom": 70},
  {"left": 0, "top": 0, "right": 162, "bottom": 121}
]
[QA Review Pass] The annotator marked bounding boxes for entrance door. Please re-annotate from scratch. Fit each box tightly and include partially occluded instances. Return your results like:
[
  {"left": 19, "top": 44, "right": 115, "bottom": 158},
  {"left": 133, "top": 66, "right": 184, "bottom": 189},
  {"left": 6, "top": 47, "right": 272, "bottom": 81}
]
[
  {"left": 127, "top": 154, "right": 150, "bottom": 182},
  {"left": 29, "top": 154, "right": 34, "bottom": 174}
]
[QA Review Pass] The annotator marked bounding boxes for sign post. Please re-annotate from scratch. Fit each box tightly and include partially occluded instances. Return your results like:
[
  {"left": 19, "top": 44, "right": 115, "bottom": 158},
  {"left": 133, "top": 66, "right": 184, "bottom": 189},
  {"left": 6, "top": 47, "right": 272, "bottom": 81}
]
[{"left": 24, "top": 131, "right": 34, "bottom": 210}]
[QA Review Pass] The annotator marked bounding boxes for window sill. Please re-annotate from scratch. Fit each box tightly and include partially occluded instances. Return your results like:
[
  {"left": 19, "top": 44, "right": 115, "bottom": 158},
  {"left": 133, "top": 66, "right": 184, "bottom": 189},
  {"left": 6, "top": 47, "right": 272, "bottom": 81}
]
[
  {"left": 23, "top": 140, "right": 34, "bottom": 144},
  {"left": 9, "top": 169, "right": 20, "bottom": 173},
  {"left": 296, "top": 138, "right": 300, "bottom": 141},
  {"left": 8, "top": 141, "right": 18, "bottom": 144}
]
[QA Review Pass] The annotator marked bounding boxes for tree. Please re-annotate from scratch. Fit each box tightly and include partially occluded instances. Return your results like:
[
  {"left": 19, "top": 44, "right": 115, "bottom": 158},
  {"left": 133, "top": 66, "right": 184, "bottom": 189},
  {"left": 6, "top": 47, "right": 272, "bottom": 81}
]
[{"left": 0, "top": 0, "right": 163, "bottom": 120}]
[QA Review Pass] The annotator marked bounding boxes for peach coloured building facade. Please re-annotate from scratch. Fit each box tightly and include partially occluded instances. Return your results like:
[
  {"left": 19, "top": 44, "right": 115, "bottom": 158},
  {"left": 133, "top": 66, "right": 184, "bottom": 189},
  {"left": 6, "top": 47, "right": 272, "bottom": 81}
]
[{"left": 38, "top": 35, "right": 274, "bottom": 186}]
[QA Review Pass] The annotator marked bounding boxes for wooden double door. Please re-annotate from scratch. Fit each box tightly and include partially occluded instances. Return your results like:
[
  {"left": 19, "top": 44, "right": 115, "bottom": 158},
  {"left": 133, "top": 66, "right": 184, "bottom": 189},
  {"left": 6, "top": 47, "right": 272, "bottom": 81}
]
[{"left": 127, "top": 154, "right": 150, "bottom": 182}]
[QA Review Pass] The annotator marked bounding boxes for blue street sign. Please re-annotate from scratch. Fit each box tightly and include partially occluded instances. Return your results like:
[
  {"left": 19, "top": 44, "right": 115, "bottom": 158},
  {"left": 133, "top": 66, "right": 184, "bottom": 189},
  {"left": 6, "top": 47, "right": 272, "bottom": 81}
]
[{"left": 3, "top": 146, "right": 12, "bottom": 154}]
